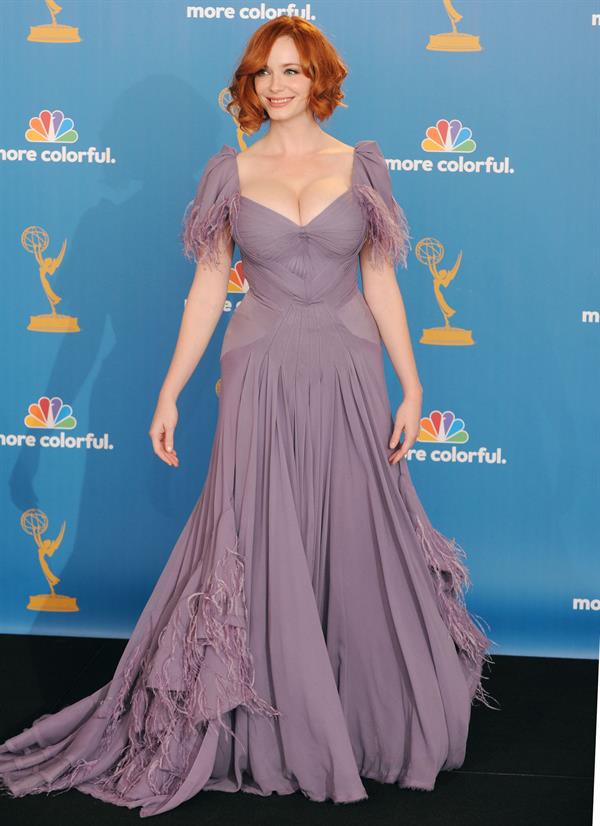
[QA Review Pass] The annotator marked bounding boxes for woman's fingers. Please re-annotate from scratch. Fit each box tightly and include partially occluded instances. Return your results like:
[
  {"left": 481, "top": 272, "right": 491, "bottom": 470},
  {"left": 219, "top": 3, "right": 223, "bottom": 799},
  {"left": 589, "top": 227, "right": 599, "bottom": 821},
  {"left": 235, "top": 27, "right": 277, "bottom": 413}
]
[
  {"left": 149, "top": 423, "right": 179, "bottom": 466},
  {"left": 162, "top": 427, "right": 179, "bottom": 466},
  {"left": 389, "top": 426, "right": 418, "bottom": 463},
  {"left": 160, "top": 427, "right": 178, "bottom": 466}
]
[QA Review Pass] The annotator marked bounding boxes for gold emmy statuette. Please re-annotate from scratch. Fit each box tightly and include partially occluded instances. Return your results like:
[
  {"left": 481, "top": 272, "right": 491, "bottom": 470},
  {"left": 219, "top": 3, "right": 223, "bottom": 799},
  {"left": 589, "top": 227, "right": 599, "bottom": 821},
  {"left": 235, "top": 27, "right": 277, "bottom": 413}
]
[
  {"left": 218, "top": 87, "right": 249, "bottom": 152},
  {"left": 27, "top": 0, "right": 81, "bottom": 43},
  {"left": 21, "top": 509, "right": 79, "bottom": 612},
  {"left": 416, "top": 237, "right": 475, "bottom": 346},
  {"left": 426, "top": 0, "right": 482, "bottom": 52},
  {"left": 22, "top": 225, "right": 80, "bottom": 332}
]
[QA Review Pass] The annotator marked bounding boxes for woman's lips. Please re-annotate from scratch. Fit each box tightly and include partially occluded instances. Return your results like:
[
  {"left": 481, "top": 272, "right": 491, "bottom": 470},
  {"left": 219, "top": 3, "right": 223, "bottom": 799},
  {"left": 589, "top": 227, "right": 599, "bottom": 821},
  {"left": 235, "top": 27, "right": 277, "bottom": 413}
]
[{"left": 267, "top": 96, "right": 294, "bottom": 107}]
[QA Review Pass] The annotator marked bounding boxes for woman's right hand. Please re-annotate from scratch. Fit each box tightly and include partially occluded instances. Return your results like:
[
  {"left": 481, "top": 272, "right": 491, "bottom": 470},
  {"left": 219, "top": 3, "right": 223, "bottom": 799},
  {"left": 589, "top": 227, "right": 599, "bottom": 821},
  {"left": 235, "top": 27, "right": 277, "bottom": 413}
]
[{"left": 149, "top": 394, "right": 179, "bottom": 467}]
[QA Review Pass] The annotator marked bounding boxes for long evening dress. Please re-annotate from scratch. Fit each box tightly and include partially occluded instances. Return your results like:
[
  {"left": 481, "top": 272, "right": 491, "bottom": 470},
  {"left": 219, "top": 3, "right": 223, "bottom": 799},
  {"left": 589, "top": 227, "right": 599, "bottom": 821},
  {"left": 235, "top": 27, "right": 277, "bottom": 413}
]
[{"left": 0, "top": 139, "right": 494, "bottom": 817}]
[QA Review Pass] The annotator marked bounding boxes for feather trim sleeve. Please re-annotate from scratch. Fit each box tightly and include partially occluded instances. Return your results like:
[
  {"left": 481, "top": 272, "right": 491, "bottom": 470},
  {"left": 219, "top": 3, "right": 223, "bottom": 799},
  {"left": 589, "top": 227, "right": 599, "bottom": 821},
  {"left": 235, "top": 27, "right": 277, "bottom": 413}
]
[
  {"left": 181, "top": 146, "right": 239, "bottom": 268},
  {"left": 355, "top": 184, "right": 411, "bottom": 269},
  {"left": 355, "top": 140, "right": 412, "bottom": 269}
]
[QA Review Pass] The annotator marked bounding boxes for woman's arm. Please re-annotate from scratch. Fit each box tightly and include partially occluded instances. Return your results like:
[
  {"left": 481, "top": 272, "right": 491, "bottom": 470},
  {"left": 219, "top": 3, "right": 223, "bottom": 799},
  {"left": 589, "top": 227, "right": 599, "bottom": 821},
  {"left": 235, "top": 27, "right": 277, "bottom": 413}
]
[
  {"left": 160, "top": 235, "right": 234, "bottom": 402},
  {"left": 148, "top": 234, "right": 233, "bottom": 466},
  {"left": 360, "top": 243, "right": 423, "bottom": 463}
]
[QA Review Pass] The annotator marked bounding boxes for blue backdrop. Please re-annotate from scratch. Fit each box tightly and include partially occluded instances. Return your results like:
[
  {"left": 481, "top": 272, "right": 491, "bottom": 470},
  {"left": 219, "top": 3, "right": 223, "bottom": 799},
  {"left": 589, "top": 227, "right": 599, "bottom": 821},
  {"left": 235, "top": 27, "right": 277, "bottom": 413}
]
[{"left": 1, "top": 0, "right": 598, "bottom": 660}]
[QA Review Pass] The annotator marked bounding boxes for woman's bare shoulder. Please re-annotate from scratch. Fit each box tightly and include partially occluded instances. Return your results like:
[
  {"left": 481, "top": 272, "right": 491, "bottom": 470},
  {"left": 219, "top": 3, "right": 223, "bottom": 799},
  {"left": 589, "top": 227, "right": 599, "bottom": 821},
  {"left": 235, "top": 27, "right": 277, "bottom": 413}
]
[{"left": 324, "top": 136, "right": 355, "bottom": 155}]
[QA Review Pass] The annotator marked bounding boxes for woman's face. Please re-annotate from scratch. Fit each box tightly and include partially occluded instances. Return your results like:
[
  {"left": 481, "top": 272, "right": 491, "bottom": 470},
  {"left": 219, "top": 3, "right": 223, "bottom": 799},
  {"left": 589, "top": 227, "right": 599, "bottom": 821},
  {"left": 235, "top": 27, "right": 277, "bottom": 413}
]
[{"left": 253, "top": 35, "right": 312, "bottom": 121}]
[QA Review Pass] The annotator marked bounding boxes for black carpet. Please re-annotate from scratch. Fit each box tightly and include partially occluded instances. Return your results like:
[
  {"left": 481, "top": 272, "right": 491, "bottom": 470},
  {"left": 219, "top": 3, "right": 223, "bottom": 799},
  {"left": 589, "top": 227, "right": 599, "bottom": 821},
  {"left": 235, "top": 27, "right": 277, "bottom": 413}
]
[{"left": 0, "top": 634, "right": 596, "bottom": 826}]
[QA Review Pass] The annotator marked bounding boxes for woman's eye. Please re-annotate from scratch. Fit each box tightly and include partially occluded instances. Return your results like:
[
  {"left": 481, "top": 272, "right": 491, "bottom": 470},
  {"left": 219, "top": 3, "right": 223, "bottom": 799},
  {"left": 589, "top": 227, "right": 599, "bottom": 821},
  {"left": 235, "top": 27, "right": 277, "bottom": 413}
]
[{"left": 256, "top": 68, "right": 298, "bottom": 76}]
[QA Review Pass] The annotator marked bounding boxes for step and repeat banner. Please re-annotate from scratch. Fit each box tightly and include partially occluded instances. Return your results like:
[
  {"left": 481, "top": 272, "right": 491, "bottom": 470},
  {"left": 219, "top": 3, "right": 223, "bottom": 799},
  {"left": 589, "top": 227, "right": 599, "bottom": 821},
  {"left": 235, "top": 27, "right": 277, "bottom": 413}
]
[{"left": 1, "top": 1, "right": 598, "bottom": 658}]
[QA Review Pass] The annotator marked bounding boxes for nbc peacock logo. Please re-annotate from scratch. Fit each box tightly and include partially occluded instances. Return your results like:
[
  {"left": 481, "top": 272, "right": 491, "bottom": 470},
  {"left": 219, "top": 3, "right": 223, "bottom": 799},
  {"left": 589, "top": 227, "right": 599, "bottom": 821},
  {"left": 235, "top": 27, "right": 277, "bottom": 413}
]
[
  {"left": 24, "top": 396, "right": 77, "bottom": 429},
  {"left": 0, "top": 394, "right": 113, "bottom": 451},
  {"left": 406, "top": 116, "right": 512, "bottom": 175},
  {"left": 407, "top": 408, "right": 506, "bottom": 466},
  {"left": 421, "top": 119, "right": 476, "bottom": 153},
  {"left": 0, "top": 109, "right": 114, "bottom": 165},
  {"left": 419, "top": 409, "right": 468, "bottom": 443},
  {"left": 26, "top": 109, "right": 78, "bottom": 144},
  {"left": 226, "top": 261, "right": 249, "bottom": 304}
]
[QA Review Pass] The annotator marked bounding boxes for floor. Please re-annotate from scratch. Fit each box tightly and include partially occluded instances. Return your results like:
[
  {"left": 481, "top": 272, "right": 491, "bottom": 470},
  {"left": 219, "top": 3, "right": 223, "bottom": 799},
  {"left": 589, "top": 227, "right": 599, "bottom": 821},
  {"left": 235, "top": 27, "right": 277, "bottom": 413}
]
[{"left": 0, "top": 634, "right": 596, "bottom": 826}]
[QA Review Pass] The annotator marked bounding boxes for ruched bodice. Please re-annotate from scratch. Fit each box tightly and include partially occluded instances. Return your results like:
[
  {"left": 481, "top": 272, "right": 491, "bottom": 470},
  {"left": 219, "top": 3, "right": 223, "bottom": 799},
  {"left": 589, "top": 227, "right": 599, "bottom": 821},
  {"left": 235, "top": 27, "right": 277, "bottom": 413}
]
[
  {"left": 183, "top": 140, "right": 409, "bottom": 303},
  {"left": 181, "top": 140, "right": 412, "bottom": 359}
]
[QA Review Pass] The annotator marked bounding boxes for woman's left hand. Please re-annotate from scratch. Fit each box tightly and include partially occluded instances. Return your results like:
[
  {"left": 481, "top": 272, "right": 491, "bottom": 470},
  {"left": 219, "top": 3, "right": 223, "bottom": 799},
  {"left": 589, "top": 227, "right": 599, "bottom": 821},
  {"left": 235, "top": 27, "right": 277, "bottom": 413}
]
[{"left": 388, "top": 393, "right": 422, "bottom": 464}]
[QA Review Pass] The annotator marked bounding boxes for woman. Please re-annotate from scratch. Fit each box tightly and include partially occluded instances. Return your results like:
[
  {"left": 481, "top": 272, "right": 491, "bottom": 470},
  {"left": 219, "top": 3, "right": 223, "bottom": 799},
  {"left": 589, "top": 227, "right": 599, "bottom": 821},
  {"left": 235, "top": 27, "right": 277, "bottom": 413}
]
[{"left": 0, "top": 16, "right": 495, "bottom": 818}]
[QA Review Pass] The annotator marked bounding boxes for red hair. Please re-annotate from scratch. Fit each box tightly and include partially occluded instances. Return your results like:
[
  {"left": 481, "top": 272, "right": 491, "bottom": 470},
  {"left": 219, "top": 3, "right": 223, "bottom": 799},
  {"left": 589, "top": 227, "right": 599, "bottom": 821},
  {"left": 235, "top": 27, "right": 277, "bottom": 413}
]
[{"left": 226, "top": 16, "right": 348, "bottom": 135}]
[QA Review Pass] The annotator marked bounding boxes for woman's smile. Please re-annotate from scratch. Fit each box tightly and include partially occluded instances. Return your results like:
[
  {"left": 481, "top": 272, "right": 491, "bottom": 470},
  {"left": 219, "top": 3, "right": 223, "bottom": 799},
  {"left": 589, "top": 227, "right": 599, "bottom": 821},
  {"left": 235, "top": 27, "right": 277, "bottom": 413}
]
[{"left": 266, "top": 96, "right": 295, "bottom": 107}]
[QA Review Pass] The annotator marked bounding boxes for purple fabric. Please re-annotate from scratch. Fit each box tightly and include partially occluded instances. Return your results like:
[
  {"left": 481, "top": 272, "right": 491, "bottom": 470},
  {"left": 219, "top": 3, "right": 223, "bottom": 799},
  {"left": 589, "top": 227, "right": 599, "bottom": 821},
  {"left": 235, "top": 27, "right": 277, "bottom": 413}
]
[{"left": 0, "top": 140, "right": 495, "bottom": 817}]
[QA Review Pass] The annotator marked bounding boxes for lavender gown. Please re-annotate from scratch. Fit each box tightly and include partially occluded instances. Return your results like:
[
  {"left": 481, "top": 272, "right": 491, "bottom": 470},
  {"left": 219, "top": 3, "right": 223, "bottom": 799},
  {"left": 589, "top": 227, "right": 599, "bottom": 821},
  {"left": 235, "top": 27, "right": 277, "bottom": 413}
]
[{"left": 0, "top": 140, "right": 494, "bottom": 817}]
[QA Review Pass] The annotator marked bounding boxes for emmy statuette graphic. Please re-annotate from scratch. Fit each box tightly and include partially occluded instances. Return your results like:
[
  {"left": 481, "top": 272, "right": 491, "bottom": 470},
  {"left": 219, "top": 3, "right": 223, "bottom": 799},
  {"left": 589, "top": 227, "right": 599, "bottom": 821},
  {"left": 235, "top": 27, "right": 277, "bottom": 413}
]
[
  {"left": 21, "top": 509, "right": 79, "bottom": 612},
  {"left": 416, "top": 237, "right": 475, "bottom": 346},
  {"left": 22, "top": 225, "right": 80, "bottom": 332},
  {"left": 218, "top": 87, "right": 249, "bottom": 152},
  {"left": 27, "top": 0, "right": 81, "bottom": 43},
  {"left": 426, "top": 0, "right": 482, "bottom": 52}
]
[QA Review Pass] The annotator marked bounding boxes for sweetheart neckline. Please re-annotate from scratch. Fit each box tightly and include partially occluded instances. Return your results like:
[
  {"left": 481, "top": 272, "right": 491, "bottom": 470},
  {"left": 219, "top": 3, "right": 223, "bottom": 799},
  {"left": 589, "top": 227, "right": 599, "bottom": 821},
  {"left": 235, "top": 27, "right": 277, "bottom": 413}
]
[
  {"left": 238, "top": 188, "right": 355, "bottom": 229},
  {"left": 231, "top": 141, "right": 362, "bottom": 230}
]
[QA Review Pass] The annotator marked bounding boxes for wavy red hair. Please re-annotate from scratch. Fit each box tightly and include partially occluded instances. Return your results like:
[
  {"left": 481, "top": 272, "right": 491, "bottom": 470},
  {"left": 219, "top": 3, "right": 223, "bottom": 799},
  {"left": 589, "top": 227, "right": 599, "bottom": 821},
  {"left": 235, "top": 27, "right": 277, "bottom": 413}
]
[{"left": 226, "top": 16, "right": 348, "bottom": 135}]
